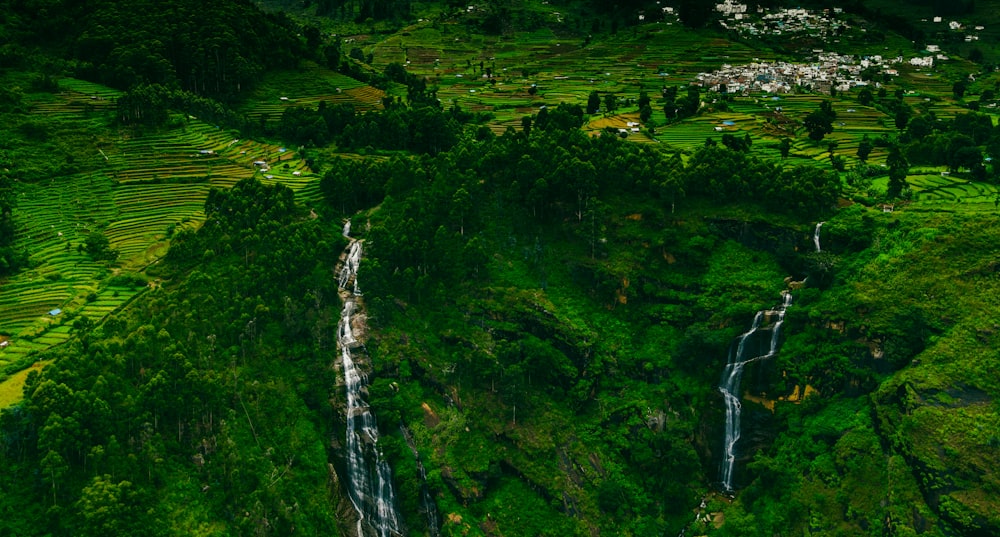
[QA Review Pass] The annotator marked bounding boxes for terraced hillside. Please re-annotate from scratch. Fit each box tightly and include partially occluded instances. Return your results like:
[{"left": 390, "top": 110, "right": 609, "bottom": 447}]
[
  {"left": 364, "top": 22, "right": 760, "bottom": 132},
  {"left": 0, "top": 80, "right": 326, "bottom": 403},
  {"left": 348, "top": 8, "right": 991, "bottom": 164},
  {"left": 240, "top": 62, "right": 386, "bottom": 124}
]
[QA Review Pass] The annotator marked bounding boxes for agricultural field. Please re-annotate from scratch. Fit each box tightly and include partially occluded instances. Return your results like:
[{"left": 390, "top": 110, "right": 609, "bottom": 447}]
[
  {"left": 365, "top": 21, "right": 762, "bottom": 127},
  {"left": 240, "top": 61, "right": 386, "bottom": 124},
  {"left": 642, "top": 92, "right": 895, "bottom": 167},
  {"left": 0, "top": 80, "right": 325, "bottom": 393},
  {"left": 907, "top": 172, "right": 1000, "bottom": 210},
  {"left": 354, "top": 13, "right": 992, "bottom": 169}
]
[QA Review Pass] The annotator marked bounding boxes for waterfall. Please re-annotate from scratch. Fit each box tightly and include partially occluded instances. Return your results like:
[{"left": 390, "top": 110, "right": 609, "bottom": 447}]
[
  {"left": 813, "top": 222, "right": 824, "bottom": 253},
  {"left": 718, "top": 290, "right": 792, "bottom": 493},
  {"left": 337, "top": 239, "right": 404, "bottom": 537},
  {"left": 340, "top": 240, "right": 363, "bottom": 295},
  {"left": 400, "top": 425, "right": 442, "bottom": 537},
  {"left": 343, "top": 219, "right": 352, "bottom": 237}
]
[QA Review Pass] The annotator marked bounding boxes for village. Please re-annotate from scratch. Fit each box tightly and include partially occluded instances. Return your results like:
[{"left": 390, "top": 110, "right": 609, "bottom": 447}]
[
  {"left": 714, "top": 0, "right": 984, "bottom": 45},
  {"left": 716, "top": 0, "right": 849, "bottom": 42},
  {"left": 692, "top": 1, "right": 983, "bottom": 96},
  {"left": 693, "top": 52, "right": 900, "bottom": 95}
]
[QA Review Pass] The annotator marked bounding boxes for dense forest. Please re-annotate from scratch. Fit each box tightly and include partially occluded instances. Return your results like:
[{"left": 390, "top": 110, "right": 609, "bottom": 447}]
[
  {"left": 1, "top": 0, "right": 305, "bottom": 100},
  {"left": 2, "top": 179, "right": 346, "bottom": 535},
  {"left": 1, "top": 0, "right": 999, "bottom": 536}
]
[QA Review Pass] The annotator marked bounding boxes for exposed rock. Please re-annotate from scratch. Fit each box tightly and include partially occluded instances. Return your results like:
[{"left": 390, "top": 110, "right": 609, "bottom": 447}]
[{"left": 422, "top": 402, "right": 441, "bottom": 428}]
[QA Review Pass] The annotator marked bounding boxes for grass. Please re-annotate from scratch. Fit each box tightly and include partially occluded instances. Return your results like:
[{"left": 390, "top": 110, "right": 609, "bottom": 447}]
[{"left": 0, "top": 360, "right": 52, "bottom": 408}]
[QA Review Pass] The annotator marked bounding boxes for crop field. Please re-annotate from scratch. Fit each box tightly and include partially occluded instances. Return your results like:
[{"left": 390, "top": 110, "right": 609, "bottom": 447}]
[
  {"left": 0, "top": 96, "right": 324, "bottom": 386},
  {"left": 361, "top": 18, "right": 968, "bottom": 165},
  {"left": 367, "top": 21, "right": 763, "bottom": 127},
  {"left": 1, "top": 12, "right": 994, "bottom": 399},
  {"left": 241, "top": 62, "right": 385, "bottom": 122},
  {"left": 644, "top": 92, "right": 895, "bottom": 166},
  {"left": 0, "top": 359, "right": 51, "bottom": 408},
  {"left": 907, "top": 173, "right": 1000, "bottom": 211},
  {"left": 25, "top": 78, "right": 121, "bottom": 117}
]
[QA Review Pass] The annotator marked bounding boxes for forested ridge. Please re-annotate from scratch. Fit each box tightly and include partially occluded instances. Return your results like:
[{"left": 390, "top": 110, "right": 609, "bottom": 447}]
[
  {"left": 2, "top": 0, "right": 305, "bottom": 101},
  {"left": 1, "top": 0, "right": 1000, "bottom": 536}
]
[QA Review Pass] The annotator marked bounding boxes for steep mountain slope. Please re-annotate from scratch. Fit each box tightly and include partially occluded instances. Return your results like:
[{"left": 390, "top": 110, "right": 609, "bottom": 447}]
[
  {"left": 346, "top": 142, "right": 1000, "bottom": 536},
  {"left": 0, "top": 1, "right": 999, "bottom": 536}
]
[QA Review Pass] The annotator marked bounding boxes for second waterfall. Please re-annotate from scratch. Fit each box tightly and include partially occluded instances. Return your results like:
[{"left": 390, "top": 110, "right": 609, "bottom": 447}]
[
  {"left": 716, "top": 222, "right": 827, "bottom": 492},
  {"left": 337, "top": 237, "right": 405, "bottom": 537},
  {"left": 718, "top": 290, "right": 793, "bottom": 493}
]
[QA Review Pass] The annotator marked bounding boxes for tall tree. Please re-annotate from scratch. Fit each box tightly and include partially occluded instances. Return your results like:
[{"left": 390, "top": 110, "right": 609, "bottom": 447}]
[
  {"left": 804, "top": 101, "right": 836, "bottom": 141},
  {"left": 887, "top": 145, "right": 909, "bottom": 198},
  {"left": 603, "top": 93, "right": 617, "bottom": 114},
  {"left": 953, "top": 80, "right": 968, "bottom": 99},
  {"left": 856, "top": 135, "right": 873, "bottom": 162},
  {"left": 681, "top": 85, "right": 700, "bottom": 117},
  {"left": 662, "top": 86, "right": 678, "bottom": 120},
  {"left": 587, "top": 91, "right": 601, "bottom": 114}
]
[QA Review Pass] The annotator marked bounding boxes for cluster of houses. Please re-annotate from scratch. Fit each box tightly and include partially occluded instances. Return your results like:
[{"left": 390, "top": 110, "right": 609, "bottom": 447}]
[
  {"left": 694, "top": 52, "right": 903, "bottom": 95},
  {"left": 617, "top": 121, "right": 643, "bottom": 136},
  {"left": 715, "top": 0, "right": 848, "bottom": 40},
  {"left": 922, "top": 16, "right": 985, "bottom": 42},
  {"left": 713, "top": 1, "right": 975, "bottom": 68}
]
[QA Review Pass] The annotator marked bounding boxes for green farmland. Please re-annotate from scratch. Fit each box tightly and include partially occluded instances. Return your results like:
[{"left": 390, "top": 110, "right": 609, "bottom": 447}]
[{"left": 0, "top": 79, "right": 326, "bottom": 390}]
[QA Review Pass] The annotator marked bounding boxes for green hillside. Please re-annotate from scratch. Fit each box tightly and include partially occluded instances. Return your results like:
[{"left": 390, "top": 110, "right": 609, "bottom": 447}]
[{"left": 0, "top": 1, "right": 999, "bottom": 536}]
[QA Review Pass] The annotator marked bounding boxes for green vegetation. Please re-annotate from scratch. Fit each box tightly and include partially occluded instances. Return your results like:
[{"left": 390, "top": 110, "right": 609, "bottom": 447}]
[
  {"left": 2, "top": 178, "right": 346, "bottom": 536},
  {"left": 0, "top": 0, "right": 999, "bottom": 536}
]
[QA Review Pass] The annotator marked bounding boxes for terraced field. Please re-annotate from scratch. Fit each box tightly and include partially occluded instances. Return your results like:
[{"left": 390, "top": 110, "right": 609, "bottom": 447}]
[
  {"left": 241, "top": 62, "right": 385, "bottom": 123},
  {"left": 28, "top": 78, "right": 120, "bottom": 117},
  {"left": 363, "top": 18, "right": 939, "bottom": 165},
  {"left": 368, "top": 22, "right": 762, "bottom": 128},
  {"left": 0, "top": 90, "right": 325, "bottom": 391},
  {"left": 1, "top": 20, "right": 992, "bottom": 401},
  {"left": 907, "top": 173, "right": 1000, "bottom": 211}
]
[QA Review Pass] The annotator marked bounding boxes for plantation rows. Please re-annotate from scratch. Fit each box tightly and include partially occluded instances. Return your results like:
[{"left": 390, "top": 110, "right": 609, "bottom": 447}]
[
  {"left": 369, "top": 23, "right": 762, "bottom": 129},
  {"left": 27, "top": 78, "right": 121, "bottom": 116},
  {"left": 1, "top": 109, "right": 323, "bottom": 376},
  {"left": 242, "top": 63, "right": 384, "bottom": 122},
  {"left": 655, "top": 115, "right": 733, "bottom": 150},
  {"left": 359, "top": 17, "right": 986, "bottom": 179},
  {"left": 908, "top": 173, "right": 1000, "bottom": 204},
  {"left": 370, "top": 19, "right": 902, "bottom": 163}
]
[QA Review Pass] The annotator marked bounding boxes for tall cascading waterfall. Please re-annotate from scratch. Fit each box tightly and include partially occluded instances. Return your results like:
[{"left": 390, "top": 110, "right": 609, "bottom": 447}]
[
  {"left": 718, "top": 290, "right": 793, "bottom": 493},
  {"left": 813, "top": 222, "right": 824, "bottom": 253},
  {"left": 337, "top": 234, "right": 404, "bottom": 537}
]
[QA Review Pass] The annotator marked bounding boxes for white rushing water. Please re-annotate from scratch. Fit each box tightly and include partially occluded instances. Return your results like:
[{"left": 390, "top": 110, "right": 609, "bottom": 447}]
[
  {"left": 718, "top": 291, "right": 792, "bottom": 493},
  {"left": 813, "top": 222, "right": 824, "bottom": 253},
  {"left": 337, "top": 239, "right": 404, "bottom": 537},
  {"left": 339, "top": 240, "right": 363, "bottom": 295}
]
